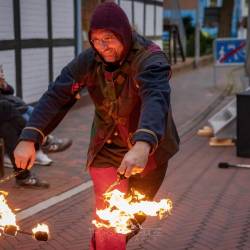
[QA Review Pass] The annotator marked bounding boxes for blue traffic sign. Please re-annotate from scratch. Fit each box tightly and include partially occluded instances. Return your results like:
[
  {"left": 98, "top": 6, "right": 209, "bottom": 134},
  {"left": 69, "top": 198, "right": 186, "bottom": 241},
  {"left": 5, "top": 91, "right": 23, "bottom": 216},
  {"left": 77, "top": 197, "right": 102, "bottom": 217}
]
[{"left": 214, "top": 38, "right": 246, "bottom": 65}]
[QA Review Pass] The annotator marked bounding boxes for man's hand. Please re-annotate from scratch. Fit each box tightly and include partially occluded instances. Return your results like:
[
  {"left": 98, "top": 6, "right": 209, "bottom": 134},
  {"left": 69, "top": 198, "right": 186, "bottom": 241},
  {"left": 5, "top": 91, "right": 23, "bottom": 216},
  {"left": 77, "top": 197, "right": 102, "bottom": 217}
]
[
  {"left": 118, "top": 141, "right": 151, "bottom": 178},
  {"left": 14, "top": 141, "right": 36, "bottom": 170}
]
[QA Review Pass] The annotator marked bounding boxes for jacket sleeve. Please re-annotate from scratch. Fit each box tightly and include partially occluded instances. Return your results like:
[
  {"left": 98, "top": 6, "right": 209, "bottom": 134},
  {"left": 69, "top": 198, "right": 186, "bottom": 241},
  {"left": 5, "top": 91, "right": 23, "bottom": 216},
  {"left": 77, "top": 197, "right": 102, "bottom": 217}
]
[
  {"left": 19, "top": 51, "right": 90, "bottom": 145},
  {"left": 131, "top": 52, "right": 171, "bottom": 153}
]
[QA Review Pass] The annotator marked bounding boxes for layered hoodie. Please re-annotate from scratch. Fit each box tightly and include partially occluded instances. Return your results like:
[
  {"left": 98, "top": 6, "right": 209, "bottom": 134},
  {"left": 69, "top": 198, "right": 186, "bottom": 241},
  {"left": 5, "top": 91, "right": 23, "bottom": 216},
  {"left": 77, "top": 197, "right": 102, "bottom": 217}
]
[{"left": 88, "top": 2, "right": 132, "bottom": 66}]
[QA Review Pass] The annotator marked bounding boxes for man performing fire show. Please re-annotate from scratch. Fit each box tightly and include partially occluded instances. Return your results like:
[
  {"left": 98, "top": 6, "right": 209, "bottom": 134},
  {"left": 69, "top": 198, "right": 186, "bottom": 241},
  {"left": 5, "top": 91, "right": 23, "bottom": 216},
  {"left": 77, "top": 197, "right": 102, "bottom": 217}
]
[{"left": 13, "top": 2, "right": 179, "bottom": 249}]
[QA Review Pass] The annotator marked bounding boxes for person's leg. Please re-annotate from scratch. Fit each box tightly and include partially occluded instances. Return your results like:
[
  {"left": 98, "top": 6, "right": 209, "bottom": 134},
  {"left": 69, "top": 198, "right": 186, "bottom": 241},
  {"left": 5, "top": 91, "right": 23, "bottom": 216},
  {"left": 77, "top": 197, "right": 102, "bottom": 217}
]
[
  {"left": 0, "top": 101, "right": 49, "bottom": 188},
  {"left": 0, "top": 100, "right": 27, "bottom": 174},
  {"left": 0, "top": 121, "right": 49, "bottom": 188},
  {"left": 0, "top": 118, "right": 30, "bottom": 179},
  {"left": 41, "top": 134, "right": 72, "bottom": 153},
  {"left": 129, "top": 162, "right": 168, "bottom": 201},
  {"left": 89, "top": 166, "right": 128, "bottom": 250}
]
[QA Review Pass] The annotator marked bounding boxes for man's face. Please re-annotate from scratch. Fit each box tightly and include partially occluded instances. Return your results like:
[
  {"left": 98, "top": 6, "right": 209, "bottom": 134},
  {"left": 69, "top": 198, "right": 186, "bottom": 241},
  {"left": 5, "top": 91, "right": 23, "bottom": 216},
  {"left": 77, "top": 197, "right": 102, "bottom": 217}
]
[{"left": 90, "top": 29, "right": 124, "bottom": 63}]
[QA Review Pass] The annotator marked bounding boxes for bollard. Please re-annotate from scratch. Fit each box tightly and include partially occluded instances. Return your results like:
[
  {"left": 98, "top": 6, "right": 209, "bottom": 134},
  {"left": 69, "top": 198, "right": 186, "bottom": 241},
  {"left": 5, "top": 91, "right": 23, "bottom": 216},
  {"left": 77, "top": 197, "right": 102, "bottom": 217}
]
[{"left": 0, "top": 138, "right": 4, "bottom": 177}]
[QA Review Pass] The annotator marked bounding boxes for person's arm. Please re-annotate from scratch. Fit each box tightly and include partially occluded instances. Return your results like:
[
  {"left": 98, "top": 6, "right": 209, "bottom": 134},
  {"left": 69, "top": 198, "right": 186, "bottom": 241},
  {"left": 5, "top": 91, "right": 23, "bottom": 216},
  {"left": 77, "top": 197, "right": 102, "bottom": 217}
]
[
  {"left": 20, "top": 50, "right": 93, "bottom": 145},
  {"left": 14, "top": 49, "right": 94, "bottom": 169},
  {"left": 118, "top": 52, "right": 171, "bottom": 177}
]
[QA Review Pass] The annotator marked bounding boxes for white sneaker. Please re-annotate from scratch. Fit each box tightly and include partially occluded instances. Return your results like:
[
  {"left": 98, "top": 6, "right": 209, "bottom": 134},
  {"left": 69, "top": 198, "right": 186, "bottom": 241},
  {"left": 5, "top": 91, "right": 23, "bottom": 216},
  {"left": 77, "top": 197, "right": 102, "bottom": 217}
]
[
  {"left": 4, "top": 155, "right": 13, "bottom": 168},
  {"left": 35, "top": 150, "right": 53, "bottom": 166}
]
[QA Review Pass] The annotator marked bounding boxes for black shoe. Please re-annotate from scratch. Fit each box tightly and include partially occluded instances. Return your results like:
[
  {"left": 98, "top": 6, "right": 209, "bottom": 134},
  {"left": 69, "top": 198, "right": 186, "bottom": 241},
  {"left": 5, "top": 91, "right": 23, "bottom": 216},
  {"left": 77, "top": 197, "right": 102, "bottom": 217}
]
[
  {"left": 16, "top": 175, "right": 50, "bottom": 189},
  {"left": 42, "top": 135, "right": 72, "bottom": 153}
]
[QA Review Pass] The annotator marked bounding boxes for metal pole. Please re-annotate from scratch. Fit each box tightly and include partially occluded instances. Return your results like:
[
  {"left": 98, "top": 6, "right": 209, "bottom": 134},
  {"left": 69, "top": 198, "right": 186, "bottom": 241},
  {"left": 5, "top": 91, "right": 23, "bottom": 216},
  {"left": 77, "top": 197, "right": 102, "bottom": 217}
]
[
  {"left": 245, "top": 0, "right": 250, "bottom": 78},
  {"left": 194, "top": 0, "right": 200, "bottom": 68},
  {"left": 76, "top": 0, "right": 83, "bottom": 55}
]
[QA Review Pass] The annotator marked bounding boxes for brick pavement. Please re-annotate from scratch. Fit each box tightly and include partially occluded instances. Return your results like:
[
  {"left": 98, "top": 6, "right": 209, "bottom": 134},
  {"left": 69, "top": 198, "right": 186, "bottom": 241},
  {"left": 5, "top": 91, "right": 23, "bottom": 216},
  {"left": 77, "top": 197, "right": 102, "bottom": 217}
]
[
  {"left": 127, "top": 127, "right": 250, "bottom": 250},
  {"left": 1, "top": 62, "right": 249, "bottom": 249},
  {"left": 1, "top": 120, "right": 250, "bottom": 249}
]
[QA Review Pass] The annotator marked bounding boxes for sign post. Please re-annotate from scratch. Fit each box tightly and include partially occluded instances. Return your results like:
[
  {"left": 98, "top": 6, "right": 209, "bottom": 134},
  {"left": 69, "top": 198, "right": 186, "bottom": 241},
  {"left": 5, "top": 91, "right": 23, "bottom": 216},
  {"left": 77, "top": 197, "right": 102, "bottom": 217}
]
[{"left": 213, "top": 38, "right": 246, "bottom": 86}]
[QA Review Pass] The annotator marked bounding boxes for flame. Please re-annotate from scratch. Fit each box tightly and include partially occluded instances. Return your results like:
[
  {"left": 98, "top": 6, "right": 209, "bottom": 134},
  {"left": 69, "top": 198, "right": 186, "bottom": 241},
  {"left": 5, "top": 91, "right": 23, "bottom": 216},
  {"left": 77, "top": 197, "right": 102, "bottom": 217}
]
[
  {"left": 0, "top": 191, "right": 8, "bottom": 196},
  {"left": 0, "top": 192, "right": 19, "bottom": 235},
  {"left": 92, "top": 189, "right": 172, "bottom": 234},
  {"left": 32, "top": 223, "right": 49, "bottom": 234},
  {"left": 0, "top": 192, "right": 49, "bottom": 239}
]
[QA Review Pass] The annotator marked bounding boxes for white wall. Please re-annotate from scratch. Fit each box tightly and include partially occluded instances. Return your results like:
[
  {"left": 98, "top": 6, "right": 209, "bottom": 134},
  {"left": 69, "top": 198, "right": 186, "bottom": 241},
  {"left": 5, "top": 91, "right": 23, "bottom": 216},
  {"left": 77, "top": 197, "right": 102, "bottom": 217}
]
[
  {"left": 20, "top": 0, "right": 48, "bottom": 39},
  {"left": 51, "top": 0, "right": 75, "bottom": 83},
  {"left": 145, "top": 4, "right": 155, "bottom": 36},
  {"left": 134, "top": 1, "right": 144, "bottom": 34},
  {"left": 156, "top": 6, "right": 163, "bottom": 36},
  {"left": 52, "top": 0, "right": 74, "bottom": 39},
  {"left": 0, "top": 0, "right": 14, "bottom": 40},
  {"left": 22, "top": 48, "right": 49, "bottom": 103},
  {"left": 120, "top": 0, "right": 132, "bottom": 24},
  {"left": 53, "top": 47, "right": 75, "bottom": 80},
  {"left": 0, "top": 1, "right": 15, "bottom": 90},
  {"left": 0, "top": 51, "right": 16, "bottom": 91}
]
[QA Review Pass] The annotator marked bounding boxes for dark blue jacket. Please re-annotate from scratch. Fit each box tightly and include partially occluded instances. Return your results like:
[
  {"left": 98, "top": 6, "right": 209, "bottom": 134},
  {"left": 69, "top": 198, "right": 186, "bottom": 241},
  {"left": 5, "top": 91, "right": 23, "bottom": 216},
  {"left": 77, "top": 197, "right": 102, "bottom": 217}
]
[{"left": 20, "top": 33, "right": 179, "bottom": 169}]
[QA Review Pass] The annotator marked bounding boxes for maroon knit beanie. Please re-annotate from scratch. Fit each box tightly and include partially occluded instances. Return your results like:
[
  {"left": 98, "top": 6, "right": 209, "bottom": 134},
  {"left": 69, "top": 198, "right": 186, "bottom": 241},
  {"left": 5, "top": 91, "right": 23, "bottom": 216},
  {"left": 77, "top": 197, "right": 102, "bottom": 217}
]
[{"left": 89, "top": 2, "right": 132, "bottom": 62}]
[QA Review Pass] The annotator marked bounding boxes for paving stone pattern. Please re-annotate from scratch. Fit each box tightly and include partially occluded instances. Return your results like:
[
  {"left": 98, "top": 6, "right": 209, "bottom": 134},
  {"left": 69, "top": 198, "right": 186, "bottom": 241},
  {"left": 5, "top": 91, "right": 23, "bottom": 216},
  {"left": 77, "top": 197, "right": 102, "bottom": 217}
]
[{"left": 1, "top": 65, "right": 250, "bottom": 249}]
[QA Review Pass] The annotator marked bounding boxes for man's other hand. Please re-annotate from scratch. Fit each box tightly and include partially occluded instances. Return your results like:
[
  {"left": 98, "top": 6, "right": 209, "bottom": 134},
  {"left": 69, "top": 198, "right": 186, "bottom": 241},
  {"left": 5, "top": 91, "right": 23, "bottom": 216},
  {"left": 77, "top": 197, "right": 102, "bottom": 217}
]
[{"left": 118, "top": 141, "right": 151, "bottom": 178}]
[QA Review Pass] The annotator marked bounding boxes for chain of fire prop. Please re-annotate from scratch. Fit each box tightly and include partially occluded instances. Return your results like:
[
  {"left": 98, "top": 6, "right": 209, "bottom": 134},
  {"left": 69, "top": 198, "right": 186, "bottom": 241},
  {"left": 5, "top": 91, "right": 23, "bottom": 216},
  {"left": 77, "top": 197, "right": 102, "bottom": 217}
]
[
  {"left": 0, "top": 191, "right": 49, "bottom": 241},
  {"left": 92, "top": 188, "right": 173, "bottom": 234}
]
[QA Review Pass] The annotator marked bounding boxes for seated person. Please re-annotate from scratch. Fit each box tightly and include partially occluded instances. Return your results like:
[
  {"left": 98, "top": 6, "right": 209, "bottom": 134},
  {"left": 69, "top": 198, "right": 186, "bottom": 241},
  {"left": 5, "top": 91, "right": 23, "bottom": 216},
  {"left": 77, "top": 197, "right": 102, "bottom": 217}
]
[
  {"left": 0, "top": 67, "right": 72, "bottom": 166},
  {"left": 0, "top": 99, "right": 49, "bottom": 188}
]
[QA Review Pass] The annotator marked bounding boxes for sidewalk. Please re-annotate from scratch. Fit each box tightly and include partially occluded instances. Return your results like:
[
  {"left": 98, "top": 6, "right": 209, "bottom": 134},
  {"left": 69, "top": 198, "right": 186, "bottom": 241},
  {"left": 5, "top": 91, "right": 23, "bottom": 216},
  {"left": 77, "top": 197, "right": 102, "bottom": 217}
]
[{"left": 1, "top": 61, "right": 250, "bottom": 249}]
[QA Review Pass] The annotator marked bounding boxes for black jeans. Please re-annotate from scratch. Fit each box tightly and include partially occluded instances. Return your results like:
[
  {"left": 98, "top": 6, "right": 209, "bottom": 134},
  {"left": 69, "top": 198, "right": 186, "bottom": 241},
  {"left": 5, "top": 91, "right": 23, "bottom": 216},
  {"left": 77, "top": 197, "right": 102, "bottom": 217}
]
[
  {"left": 0, "top": 100, "right": 30, "bottom": 180},
  {"left": 129, "top": 162, "right": 169, "bottom": 224}
]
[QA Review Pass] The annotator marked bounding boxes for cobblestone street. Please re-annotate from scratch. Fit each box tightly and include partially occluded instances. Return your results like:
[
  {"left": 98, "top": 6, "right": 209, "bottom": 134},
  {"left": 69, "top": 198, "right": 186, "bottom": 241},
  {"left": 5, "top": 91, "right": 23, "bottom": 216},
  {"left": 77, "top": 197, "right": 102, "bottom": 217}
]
[{"left": 1, "top": 63, "right": 250, "bottom": 250}]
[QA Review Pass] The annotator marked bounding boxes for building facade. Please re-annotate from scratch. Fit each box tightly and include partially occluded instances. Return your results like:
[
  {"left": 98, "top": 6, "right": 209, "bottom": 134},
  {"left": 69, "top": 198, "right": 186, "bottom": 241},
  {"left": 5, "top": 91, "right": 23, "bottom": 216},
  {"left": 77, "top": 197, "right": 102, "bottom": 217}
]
[
  {"left": 0, "top": 0, "right": 164, "bottom": 103},
  {"left": 0, "top": 0, "right": 80, "bottom": 103}
]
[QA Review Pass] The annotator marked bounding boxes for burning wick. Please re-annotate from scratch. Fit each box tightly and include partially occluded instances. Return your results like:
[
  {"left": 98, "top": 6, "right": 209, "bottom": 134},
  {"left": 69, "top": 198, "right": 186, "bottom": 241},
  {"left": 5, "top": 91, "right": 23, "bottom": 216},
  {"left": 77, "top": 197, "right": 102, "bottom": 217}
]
[
  {"left": 3, "top": 225, "right": 18, "bottom": 236},
  {"left": 32, "top": 224, "right": 49, "bottom": 241},
  {"left": 0, "top": 192, "right": 49, "bottom": 241},
  {"left": 0, "top": 192, "right": 19, "bottom": 236},
  {"left": 92, "top": 189, "right": 173, "bottom": 234},
  {"left": 2, "top": 224, "right": 49, "bottom": 241},
  {"left": 1, "top": 223, "right": 49, "bottom": 241},
  {"left": 33, "top": 231, "right": 49, "bottom": 241}
]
